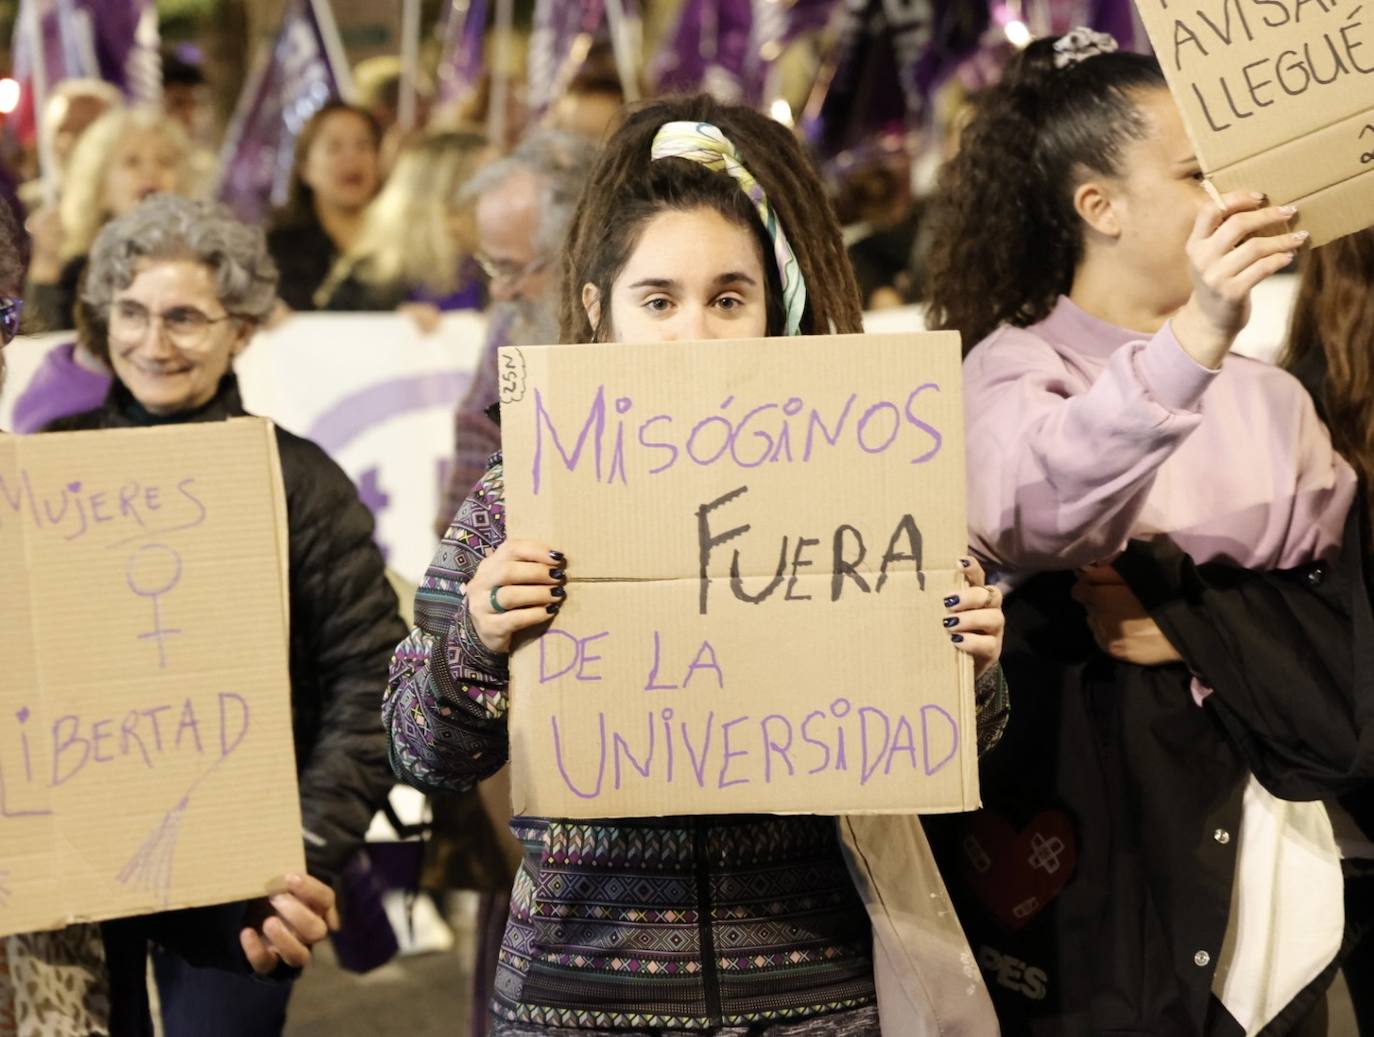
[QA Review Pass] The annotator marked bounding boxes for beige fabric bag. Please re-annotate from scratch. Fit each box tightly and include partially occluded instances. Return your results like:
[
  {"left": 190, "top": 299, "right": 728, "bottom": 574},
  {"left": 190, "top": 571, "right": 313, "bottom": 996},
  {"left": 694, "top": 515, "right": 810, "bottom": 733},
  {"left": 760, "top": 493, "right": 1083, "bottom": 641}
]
[{"left": 839, "top": 814, "right": 999, "bottom": 1036}]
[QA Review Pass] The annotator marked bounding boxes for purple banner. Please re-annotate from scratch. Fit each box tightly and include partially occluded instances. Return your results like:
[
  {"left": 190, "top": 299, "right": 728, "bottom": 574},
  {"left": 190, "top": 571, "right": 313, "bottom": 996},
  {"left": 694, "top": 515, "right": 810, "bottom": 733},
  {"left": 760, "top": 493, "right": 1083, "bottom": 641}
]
[
  {"left": 650, "top": 0, "right": 839, "bottom": 106},
  {"left": 436, "top": 0, "right": 489, "bottom": 105},
  {"left": 216, "top": 0, "right": 347, "bottom": 226},
  {"left": 528, "top": 0, "right": 605, "bottom": 113},
  {"left": 801, "top": 0, "right": 987, "bottom": 165}
]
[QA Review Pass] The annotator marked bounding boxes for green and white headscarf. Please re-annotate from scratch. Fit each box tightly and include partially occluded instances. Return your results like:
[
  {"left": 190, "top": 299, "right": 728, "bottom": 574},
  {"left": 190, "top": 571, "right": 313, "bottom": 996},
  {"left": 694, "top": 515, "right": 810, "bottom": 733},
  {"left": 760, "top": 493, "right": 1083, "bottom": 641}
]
[{"left": 649, "top": 120, "right": 808, "bottom": 336}]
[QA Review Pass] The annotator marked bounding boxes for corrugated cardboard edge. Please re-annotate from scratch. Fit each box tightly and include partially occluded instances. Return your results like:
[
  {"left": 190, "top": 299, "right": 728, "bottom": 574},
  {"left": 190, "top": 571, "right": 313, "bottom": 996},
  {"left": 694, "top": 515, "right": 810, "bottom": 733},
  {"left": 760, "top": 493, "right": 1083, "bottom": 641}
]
[{"left": 259, "top": 416, "right": 301, "bottom": 895}]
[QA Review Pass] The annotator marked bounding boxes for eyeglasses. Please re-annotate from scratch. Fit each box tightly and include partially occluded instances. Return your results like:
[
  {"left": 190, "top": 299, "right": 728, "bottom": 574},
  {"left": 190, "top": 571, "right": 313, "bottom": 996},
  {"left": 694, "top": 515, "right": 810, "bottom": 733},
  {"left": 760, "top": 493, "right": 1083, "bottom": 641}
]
[
  {"left": 108, "top": 300, "right": 238, "bottom": 350},
  {"left": 474, "top": 252, "right": 547, "bottom": 286},
  {"left": 0, "top": 297, "right": 22, "bottom": 345}
]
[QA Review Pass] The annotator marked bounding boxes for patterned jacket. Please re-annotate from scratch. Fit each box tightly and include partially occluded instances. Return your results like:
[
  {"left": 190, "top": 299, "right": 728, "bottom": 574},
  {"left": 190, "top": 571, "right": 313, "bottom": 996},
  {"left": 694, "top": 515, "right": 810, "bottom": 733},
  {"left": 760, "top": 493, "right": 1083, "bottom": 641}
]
[{"left": 384, "top": 457, "right": 1007, "bottom": 1029}]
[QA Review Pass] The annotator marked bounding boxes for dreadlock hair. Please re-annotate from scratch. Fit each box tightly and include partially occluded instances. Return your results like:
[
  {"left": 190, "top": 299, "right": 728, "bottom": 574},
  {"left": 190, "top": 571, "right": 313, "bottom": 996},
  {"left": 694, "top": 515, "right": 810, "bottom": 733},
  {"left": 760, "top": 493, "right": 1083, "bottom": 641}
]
[
  {"left": 1282, "top": 229, "right": 1374, "bottom": 505},
  {"left": 558, "top": 94, "right": 862, "bottom": 344},
  {"left": 924, "top": 37, "right": 1167, "bottom": 350}
]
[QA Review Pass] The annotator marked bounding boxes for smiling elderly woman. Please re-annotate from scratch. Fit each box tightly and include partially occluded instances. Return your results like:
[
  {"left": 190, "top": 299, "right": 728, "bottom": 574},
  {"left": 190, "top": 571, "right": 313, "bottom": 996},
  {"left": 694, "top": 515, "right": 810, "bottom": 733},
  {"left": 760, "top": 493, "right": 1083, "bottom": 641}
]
[{"left": 40, "top": 194, "right": 407, "bottom": 1036}]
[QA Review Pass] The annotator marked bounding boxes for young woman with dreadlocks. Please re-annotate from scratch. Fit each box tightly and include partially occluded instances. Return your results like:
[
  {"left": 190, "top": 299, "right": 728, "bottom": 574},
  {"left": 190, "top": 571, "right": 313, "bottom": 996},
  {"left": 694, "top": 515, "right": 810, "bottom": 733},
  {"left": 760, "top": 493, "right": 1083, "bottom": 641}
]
[
  {"left": 385, "top": 95, "right": 1009, "bottom": 1035},
  {"left": 922, "top": 28, "right": 1363, "bottom": 1037}
]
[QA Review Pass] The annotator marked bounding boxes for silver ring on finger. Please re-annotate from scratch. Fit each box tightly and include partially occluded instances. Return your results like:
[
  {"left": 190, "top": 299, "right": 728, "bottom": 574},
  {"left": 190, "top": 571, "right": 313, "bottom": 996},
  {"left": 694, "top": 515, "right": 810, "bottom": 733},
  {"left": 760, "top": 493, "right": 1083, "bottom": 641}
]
[{"left": 489, "top": 585, "right": 509, "bottom": 615}]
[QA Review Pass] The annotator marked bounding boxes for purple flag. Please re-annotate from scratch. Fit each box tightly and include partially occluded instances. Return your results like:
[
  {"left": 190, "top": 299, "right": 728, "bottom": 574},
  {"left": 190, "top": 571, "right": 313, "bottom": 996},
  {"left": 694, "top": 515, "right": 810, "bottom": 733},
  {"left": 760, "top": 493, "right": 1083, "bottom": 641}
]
[
  {"left": 436, "top": 0, "right": 489, "bottom": 105},
  {"left": 10, "top": 0, "right": 159, "bottom": 144},
  {"left": 649, "top": 0, "right": 754, "bottom": 103},
  {"left": 216, "top": 0, "right": 349, "bottom": 226},
  {"left": 801, "top": 0, "right": 987, "bottom": 166},
  {"left": 528, "top": 0, "right": 606, "bottom": 114},
  {"left": 650, "top": 0, "right": 839, "bottom": 106}
]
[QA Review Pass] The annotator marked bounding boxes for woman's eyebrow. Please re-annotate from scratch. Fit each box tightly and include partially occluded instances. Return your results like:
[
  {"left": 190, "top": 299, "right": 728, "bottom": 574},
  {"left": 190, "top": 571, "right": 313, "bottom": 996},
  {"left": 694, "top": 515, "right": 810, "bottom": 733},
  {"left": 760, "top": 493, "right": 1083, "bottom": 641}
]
[
  {"left": 715, "top": 272, "right": 758, "bottom": 287},
  {"left": 627, "top": 277, "right": 679, "bottom": 290}
]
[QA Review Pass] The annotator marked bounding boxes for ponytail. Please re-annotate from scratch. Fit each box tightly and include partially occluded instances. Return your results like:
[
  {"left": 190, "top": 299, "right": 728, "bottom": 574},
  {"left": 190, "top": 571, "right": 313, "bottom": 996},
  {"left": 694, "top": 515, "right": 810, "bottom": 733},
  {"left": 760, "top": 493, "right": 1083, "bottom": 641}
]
[{"left": 924, "top": 36, "right": 1166, "bottom": 349}]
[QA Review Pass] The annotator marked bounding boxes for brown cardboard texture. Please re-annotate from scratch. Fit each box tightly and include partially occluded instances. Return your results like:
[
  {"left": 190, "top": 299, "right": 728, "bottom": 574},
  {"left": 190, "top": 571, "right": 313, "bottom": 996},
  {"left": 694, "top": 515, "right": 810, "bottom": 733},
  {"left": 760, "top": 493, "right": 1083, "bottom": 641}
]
[
  {"left": 0, "top": 419, "right": 304, "bottom": 937},
  {"left": 1132, "top": 0, "right": 1374, "bottom": 246},
  {"left": 499, "top": 333, "right": 977, "bottom": 819}
]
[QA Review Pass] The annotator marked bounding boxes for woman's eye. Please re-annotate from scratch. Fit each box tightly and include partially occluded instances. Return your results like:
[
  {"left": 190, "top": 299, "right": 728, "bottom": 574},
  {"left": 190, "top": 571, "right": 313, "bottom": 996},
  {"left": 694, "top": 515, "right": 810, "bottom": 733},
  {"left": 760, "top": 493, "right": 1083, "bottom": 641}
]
[
  {"left": 715, "top": 296, "right": 744, "bottom": 311},
  {"left": 644, "top": 297, "right": 672, "bottom": 313}
]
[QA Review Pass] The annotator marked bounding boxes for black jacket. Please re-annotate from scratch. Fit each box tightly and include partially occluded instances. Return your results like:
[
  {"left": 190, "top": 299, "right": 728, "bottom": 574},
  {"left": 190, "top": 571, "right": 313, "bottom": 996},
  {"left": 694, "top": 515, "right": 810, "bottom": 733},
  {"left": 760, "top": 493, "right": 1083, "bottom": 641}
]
[
  {"left": 266, "top": 219, "right": 337, "bottom": 312},
  {"left": 45, "top": 376, "right": 406, "bottom": 1034},
  {"left": 926, "top": 507, "right": 1374, "bottom": 1036}
]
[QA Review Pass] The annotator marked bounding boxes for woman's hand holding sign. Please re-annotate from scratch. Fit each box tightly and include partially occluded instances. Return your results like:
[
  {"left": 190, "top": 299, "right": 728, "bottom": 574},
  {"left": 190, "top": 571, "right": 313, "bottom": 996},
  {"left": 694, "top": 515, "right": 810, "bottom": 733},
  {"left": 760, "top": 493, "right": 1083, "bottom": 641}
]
[
  {"left": 468, "top": 539, "right": 567, "bottom": 654},
  {"left": 240, "top": 873, "right": 340, "bottom": 974},
  {"left": 943, "top": 557, "right": 1005, "bottom": 680},
  {"left": 1174, "top": 190, "right": 1307, "bottom": 370}
]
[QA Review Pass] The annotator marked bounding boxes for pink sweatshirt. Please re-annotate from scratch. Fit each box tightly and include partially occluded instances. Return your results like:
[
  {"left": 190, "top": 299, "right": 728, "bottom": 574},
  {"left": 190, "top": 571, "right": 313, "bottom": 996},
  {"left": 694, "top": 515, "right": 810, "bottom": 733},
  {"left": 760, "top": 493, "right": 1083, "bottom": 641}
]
[{"left": 964, "top": 296, "right": 1356, "bottom": 574}]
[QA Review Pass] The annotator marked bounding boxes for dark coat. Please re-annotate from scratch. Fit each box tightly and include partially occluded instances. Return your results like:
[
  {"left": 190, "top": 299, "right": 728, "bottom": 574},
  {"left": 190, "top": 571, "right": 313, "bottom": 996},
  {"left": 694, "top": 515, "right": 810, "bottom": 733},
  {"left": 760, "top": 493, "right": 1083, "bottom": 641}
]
[
  {"left": 265, "top": 219, "right": 337, "bottom": 312},
  {"left": 45, "top": 375, "right": 406, "bottom": 1035},
  {"left": 926, "top": 505, "right": 1374, "bottom": 1036}
]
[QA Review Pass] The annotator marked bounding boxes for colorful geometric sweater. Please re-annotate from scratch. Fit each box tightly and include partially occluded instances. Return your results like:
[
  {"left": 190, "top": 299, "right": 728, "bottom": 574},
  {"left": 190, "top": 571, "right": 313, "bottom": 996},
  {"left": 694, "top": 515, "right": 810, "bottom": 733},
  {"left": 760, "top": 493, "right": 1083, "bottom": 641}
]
[{"left": 385, "top": 457, "right": 880, "bottom": 1028}]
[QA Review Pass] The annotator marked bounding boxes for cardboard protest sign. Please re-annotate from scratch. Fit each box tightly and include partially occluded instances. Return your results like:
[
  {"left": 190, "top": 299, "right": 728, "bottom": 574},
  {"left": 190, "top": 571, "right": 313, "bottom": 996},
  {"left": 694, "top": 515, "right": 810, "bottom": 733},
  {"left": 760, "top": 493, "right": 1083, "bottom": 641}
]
[
  {"left": 1133, "top": 0, "right": 1374, "bottom": 245},
  {"left": 500, "top": 333, "right": 977, "bottom": 819},
  {"left": 0, "top": 419, "right": 304, "bottom": 937}
]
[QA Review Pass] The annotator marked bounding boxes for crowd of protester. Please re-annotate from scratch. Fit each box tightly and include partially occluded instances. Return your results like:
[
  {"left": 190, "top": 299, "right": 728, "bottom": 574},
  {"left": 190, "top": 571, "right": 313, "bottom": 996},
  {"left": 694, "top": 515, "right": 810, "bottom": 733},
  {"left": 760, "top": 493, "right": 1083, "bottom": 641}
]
[{"left": 1, "top": 23, "right": 1372, "bottom": 1037}]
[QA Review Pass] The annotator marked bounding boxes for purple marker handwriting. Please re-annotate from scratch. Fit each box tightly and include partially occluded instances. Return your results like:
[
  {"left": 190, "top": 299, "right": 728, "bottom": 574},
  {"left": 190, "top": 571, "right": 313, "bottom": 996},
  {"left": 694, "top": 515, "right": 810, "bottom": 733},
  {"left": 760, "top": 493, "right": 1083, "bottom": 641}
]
[
  {"left": 530, "top": 384, "right": 944, "bottom": 494},
  {"left": 127, "top": 544, "right": 184, "bottom": 669},
  {"left": 0, "top": 469, "right": 207, "bottom": 546},
  {"left": 117, "top": 793, "right": 189, "bottom": 907},
  {"left": 548, "top": 697, "right": 961, "bottom": 799}
]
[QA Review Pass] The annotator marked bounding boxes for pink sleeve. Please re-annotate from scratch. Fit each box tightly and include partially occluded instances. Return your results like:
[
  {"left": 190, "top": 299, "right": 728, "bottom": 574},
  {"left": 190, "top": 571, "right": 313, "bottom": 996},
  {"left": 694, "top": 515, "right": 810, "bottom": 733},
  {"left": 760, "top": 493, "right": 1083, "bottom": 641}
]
[
  {"left": 1271, "top": 385, "right": 1357, "bottom": 568},
  {"left": 965, "top": 321, "right": 1217, "bottom": 572}
]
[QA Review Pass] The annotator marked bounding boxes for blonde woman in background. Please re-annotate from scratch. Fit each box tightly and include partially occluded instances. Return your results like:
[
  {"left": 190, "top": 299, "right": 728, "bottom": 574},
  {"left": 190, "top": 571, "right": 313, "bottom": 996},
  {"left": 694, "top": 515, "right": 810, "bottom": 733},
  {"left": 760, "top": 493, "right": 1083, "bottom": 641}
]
[
  {"left": 317, "top": 130, "right": 492, "bottom": 326},
  {"left": 25, "top": 108, "right": 193, "bottom": 331},
  {"left": 12, "top": 109, "right": 193, "bottom": 434}
]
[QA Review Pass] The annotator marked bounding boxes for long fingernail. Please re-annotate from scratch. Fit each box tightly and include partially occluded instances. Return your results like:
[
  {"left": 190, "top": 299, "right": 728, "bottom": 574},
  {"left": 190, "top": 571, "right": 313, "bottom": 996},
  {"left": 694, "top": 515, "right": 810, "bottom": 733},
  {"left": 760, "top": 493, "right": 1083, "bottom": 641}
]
[
  {"left": 1279, "top": 204, "right": 1297, "bottom": 216},
  {"left": 1292, "top": 230, "right": 1309, "bottom": 243},
  {"left": 1282, "top": 252, "right": 1296, "bottom": 266},
  {"left": 942, "top": 616, "right": 959, "bottom": 628},
  {"left": 550, "top": 550, "right": 565, "bottom": 562},
  {"left": 551, "top": 586, "right": 566, "bottom": 598},
  {"left": 950, "top": 634, "right": 965, "bottom": 644},
  {"left": 285, "top": 874, "right": 302, "bottom": 884},
  {"left": 943, "top": 595, "right": 959, "bottom": 608},
  {"left": 550, "top": 568, "right": 565, "bottom": 580},
  {"left": 1250, "top": 192, "right": 1266, "bottom": 202},
  {"left": 546, "top": 603, "right": 561, "bottom": 614}
]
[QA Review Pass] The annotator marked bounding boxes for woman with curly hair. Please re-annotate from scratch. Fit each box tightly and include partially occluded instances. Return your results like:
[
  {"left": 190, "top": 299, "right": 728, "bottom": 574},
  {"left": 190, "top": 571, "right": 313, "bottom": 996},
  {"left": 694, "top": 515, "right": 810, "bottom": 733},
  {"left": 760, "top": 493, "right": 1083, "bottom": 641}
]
[{"left": 923, "top": 28, "right": 1358, "bottom": 1037}]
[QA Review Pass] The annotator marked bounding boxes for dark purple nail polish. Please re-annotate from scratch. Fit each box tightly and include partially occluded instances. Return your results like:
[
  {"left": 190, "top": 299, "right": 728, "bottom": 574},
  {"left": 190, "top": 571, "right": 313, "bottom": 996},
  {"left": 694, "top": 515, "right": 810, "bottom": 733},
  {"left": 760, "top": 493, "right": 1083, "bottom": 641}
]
[
  {"left": 551, "top": 586, "right": 566, "bottom": 599},
  {"left": 546, "top": 603, "right": 561, "bottom": 614},
  {"left": 943, "top": 595, "right": 959, "bottom": 608},
  {"left": 950, "top": 633, "right": 964, "bottom": 643},
  {"left": 943, "top": 616, "right": 959, "bottom": 628},
  {"left": 550, "top": 568, "right": 565, "bottom": 581},
  {"left": 550, "top": 550, "right": 565, "bottom": 562}
]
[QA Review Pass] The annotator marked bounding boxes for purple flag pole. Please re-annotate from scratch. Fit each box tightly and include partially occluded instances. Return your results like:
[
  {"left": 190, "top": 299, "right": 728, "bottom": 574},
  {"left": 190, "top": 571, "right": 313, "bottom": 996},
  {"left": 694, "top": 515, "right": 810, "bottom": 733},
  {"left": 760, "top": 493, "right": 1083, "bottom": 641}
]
[
  {"left": 436, "top": 0, "right": 489, "bottom": 106},
  {"left": 489, "top": 0, "right": 514, "bottom": 148},
  {"left": 399, "top": 0, "right": 421, "bottom": 131},
  {"left": 20, "top": 0, "right": 58, "bottom": 205},
  {"left": 603, "top": 0, "right": 641, "bottom": 103}
]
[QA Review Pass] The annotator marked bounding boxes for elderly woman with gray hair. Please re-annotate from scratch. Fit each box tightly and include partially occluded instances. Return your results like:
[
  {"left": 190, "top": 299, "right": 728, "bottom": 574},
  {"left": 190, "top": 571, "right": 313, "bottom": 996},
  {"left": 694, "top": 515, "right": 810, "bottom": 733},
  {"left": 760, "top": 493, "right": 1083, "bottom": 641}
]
[{"left": 35, "top": 194, "right": 407, "bottom": 1037}]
